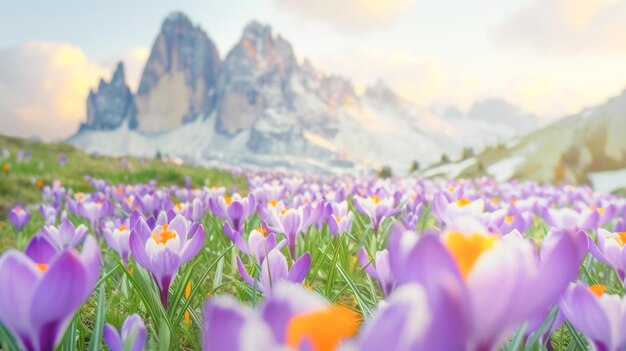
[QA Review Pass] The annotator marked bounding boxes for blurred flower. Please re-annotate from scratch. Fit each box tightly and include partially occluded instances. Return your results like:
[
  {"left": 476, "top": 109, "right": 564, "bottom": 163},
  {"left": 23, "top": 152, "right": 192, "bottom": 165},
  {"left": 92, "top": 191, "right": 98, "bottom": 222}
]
[
  {"left": 560, "top": 282, "right": 626, "bottom": 351},
  {"left": 9, "top": 205, "right": 31, "bottom": 231},
  {"left": 0, "top": 236, "right": 100, "bottom": 351},
  {"left": 237, "top": 248, "right": 311, "bottom": 294},
  {"left": 103, "top": 314, "right": 147, "bottom": 351}
]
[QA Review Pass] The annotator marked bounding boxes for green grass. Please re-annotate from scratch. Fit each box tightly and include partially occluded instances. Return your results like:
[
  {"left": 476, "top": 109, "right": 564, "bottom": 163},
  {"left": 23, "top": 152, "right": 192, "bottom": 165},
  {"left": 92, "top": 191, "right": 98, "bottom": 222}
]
[{"left": 0, "top": 133, "right": 247, "bottom": 220}]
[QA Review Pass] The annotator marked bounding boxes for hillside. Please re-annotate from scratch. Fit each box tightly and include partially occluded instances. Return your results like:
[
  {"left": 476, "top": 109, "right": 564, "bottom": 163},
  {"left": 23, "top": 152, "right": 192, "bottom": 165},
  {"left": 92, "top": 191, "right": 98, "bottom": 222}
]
[{"left": 0, "top": 134, "right": 246, "bottom": 220}]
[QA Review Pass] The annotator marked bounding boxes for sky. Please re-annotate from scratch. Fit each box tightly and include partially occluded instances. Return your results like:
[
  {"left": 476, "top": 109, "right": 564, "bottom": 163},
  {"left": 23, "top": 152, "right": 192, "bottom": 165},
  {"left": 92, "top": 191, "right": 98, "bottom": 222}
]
[{"left": 2, "top": 0, "right": 626, "bottom": 140}]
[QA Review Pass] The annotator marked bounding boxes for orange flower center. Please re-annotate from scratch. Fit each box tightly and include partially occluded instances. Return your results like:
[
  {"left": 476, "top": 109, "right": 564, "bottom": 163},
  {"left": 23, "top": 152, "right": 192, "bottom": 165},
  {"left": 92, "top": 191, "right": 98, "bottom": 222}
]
[
  {"left": 268, "top": 199, "right": 278, "bottom": 207},
  {"left": 152, "top": 224, "right": 177, "bottom": 245},
  {"left": 176, "top": 202, "right": 184, "bottom": 211},
  {"left": 455, "top": 198, "right": 471, "bottom": 207},
  {"left": 286, "top": 306, "right": 360, "bottom": 351},
  {"left": 119, "top": 225, "right": 128, "bottom": 232},
  {"left": 223, "top": 195, "right": 233, "bottom": 206},
  {"left": 589, "top": 284, "right": 607, "bottom": 297},
  {"left": 370, "top": 195, "right": 381, "bottom": 204},
  {"left": 256, "top": 227, "right": 268, "bottom": 237},
  {"left": 443, "top": 231, "right": 499, "bottom": 277},
  {"left": 613, "top": 232, "right": 626, "bottom": 247},
  {"left": 36, "top": 263, "right": 49, "bottom": 272},
  {"left": 117, "top": 187, "right": 124, "bottom": 195},
  {"left": 504, "top": 215, "right": 514, "bottom": 224}
]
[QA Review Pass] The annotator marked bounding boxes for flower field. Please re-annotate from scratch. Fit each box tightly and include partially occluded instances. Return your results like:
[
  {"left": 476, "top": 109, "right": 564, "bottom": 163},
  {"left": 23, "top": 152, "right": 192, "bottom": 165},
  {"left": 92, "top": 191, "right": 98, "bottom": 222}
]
[{"left": 1, "top": 140, "right": 625, "bottom": 351}]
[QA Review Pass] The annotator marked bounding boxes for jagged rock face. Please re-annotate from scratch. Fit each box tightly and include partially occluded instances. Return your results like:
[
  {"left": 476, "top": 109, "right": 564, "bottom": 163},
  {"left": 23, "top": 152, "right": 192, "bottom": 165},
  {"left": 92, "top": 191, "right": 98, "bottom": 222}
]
[
  {"left": 135, "top": 12, "right": 220, "bottom": 134},
  {"left": 80, "top": 62, "right": 137, "bottom": 131},
  {"left": 216, "top": 21, "right": 299, "bottom": 135}
]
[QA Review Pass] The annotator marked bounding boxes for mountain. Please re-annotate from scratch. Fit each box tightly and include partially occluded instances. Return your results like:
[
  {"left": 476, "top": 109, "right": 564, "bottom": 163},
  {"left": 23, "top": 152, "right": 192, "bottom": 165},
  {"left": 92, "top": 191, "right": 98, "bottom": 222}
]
[
  {"left": 135, "top": 12, "right": 220, "bottom": 133},
  {"left": 69, "top": 12, "right": 539, "bottom": 174},
  {"left": 79, "top": 62, "right": 137, "bottom": 131},
  {"left": 425, "top": 89, "right": 626, "bottom": 191}
]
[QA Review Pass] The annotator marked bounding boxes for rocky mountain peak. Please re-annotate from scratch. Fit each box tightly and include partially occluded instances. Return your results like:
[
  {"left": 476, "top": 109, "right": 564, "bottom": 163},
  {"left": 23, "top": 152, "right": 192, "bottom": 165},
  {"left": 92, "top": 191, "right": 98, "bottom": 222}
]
[
  {"left": 134, "top": 11, "right": 221, "bottom": 133},
  {"left": 80, "top": 62, "right": 137, "bottom": 132}
]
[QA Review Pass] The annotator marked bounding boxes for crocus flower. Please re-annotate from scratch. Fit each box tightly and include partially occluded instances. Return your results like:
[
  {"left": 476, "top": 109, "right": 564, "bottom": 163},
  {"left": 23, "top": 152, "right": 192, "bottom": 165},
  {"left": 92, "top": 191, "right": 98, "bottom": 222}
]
[
  {"left": 359, "top": 248, "right": 394, "bottom": 296},
  {"left": 38, "top": 204, "right": 58, "bottom": 226},
  {"left": 130, "top": 214, "right": 205, "bottom": 308},
  {"left": 590, "top": 228, "right": 626, "bottom": 283},
  {"left": 542, "top": 207, "right": 599, "bottom": 232},
  {"left": 202, "top": 283, "right": 360, "bottom": 350},
  {"left": 560, "top": 282, "right": 626, "bottom": 351},
  {"left": 358, "top": 283, "right": 433, "bottom": 351},
  {"left": 39, "top": 219, "right": 88, "bottom": 250},
  {"left": 227, "top": 226, "right": 286, "bottom": 263},
  {"left": 9, "top": 205, "right": 31, "bottom": 231},
  {"left": 103, "top": 314, "right": 147, "bottom": 351},
  {"left": 237, "top": 249, "right": 311, "bottom": 294},
  {"left": 208, "top": 193, "right": 256, "bottom": 233},
  {"left": 353, "top": 194, "right": 400, "bottom": 235},
  {"left": 77, "top": 197, "right": 114, "bottom": 235},
  {"left": 327, "top": 201, "right": 353, "bottom": 236},
  {"left": 0, "top": 236, "right": 100, "bottom": 351},
  {"left": 103, "top": 222, "right": 132, "bottom": 265},
  {"left": 387, "top": 218, "right": 585, "bottom": 350},
  {"left": 260, "top": 201, "right": 324, "bottom": 258}
]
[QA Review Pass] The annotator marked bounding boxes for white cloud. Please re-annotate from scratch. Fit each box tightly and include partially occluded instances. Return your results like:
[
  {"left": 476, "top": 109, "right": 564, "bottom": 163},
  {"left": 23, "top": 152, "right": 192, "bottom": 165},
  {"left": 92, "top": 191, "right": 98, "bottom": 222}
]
[
  {"left": 274, "top": 0, "right": 419, "bottom": 32},
  {"left": 494, "top": 0, "right": 626, "bottom": 53},
  {"left": 0, "top": 42, "right": 109, "bottom": 141},
  {"left": 0, "top": 42, "right": 149, "bottom": 141},
  {"left": 313, "top": 49, "right": 443, "bottom": 102}
]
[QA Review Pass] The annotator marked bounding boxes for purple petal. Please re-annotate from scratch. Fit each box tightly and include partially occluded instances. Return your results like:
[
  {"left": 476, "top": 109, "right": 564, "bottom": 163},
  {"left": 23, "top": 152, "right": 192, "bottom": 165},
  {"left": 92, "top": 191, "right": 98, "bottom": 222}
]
[
  {"left": 287, "top": 252, "right": 311, "bottom": 283},
  {"left": 103, "top": 324, "right": 123, "bottom": 351},
  {"left": 180, "top": 224, "right": 205, "bottom": 263},
  {"left": 25, "top": 235, "right": 58, "bottom": 264},
  {"left": 236, "top": 256, "right": 255, "bottom": 287},
  {"left": 130, "top": 232, "right": 151, "bottom": 269},
  {"left": 30, "top": 250, "right": 89, "bottom": 341}
]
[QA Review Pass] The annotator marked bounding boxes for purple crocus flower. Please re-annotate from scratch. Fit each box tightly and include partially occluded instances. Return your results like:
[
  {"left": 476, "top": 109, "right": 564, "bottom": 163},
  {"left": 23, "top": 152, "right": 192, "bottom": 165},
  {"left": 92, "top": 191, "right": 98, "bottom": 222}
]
[
  {"left": 0, "top": 236, "right": 100, "bottom": 351},
  {"left": 359, "top": 248, "right": 394, "bottom": 296},
  {"left": 543, "top": 207, "right": 599, "bottom": 232},
  {"left": 9, "top": 205, "right": 31, "bottom": 231},
  {"left": 103, "top": 314, "right": 147, "bottom": 351},
  {"left": 77, "top": 197, "right": 114, "bottom": 235},
  {"left": 203, "top": 283, "right": 359, "bottom": 350},
  {"left": 130, "top": 214, "right": 205, "bottom": 308},
  {"left": 38, "top": 204, "right": 58, "bottom": 226},
  {"left": 39, "top": 219, "right": 88, "bottom": 250},
  {"left": 560, "top": 282, "right": 626, "bottom": 351},
  {"left": 103, "top": 222, "right": 132, "bottom": 265},
  {"left": 227, "top": 227, "right": 286, "bottom": 263},
  {"left": 386, "top": 218, "right": 585, "bottom": 350},
  {"left": 358, "top": 283, "right": 433, "bottom": 351},
  {"left": 260, "top": 201, "right": 324, "bottom": 258},
  {"left": 208, "top": 193, "right": 256, "bottom": 233},
  {"left": 237, "top": 249, "right": 311, "bottom": 294},
  {"left": 589, "top": 228, "right": 626, "bottom": 283},
  {"left": 353, "top": 194, "right": 400, "bottom": 235},
  {"left": 58, "top": 155, "right": 67, "bottom": 166},
  {"left": 327, "top": 201, "right": 353, "bottom": 236}
]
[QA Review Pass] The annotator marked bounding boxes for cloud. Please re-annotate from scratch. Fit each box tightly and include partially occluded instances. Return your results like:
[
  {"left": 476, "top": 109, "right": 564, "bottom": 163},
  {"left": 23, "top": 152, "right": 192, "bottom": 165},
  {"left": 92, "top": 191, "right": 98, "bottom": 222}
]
[
  {"left": 494, "top": 0, "right": 626, "bottom": 53},
  {"left": 0, "top": 42, "right": 110, "bottom": 141},
  {"left": 0, "top": 42, "right": 149, "bottom": 141},
  {"left": 274, "top": 0, "right": 418, "bottom": 31},
  {"left": 313, "top": 48, "right": 445, "bottom": 103}
]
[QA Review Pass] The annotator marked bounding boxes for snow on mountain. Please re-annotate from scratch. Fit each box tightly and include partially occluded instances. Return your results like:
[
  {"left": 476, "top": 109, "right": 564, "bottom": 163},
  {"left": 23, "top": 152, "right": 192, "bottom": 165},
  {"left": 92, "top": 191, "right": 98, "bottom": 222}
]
[
  {"left": 435, "top": 89, "right": 626, "bottom": 186},
  {"left": 69, "top": 12, "right": 540, "bottom": 174}
]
